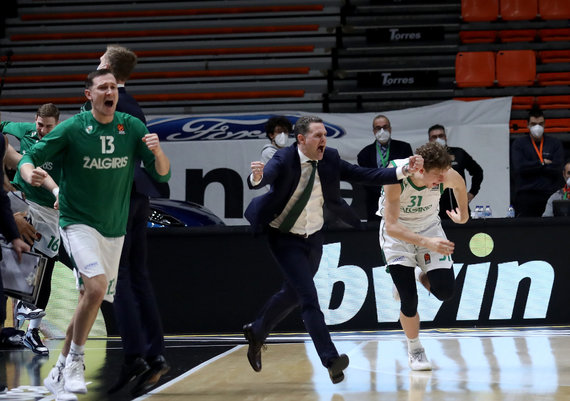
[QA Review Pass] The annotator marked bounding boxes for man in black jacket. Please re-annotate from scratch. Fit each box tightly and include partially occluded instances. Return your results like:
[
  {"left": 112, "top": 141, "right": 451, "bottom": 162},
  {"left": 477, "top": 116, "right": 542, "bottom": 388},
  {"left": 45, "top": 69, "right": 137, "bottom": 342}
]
[
  {"left": 357, "top": 115, "right": 413, "bottom": 221},
  {"left": 428, "top": 124, "right": 483, "bottom": 219}
]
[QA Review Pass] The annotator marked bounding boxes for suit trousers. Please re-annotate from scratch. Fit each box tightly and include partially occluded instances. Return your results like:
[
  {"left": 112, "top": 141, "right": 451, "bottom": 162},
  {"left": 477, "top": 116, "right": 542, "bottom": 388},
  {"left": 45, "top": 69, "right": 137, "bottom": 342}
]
[
  {"left": 113, "top": 191, "right": 165, "bottom": 360},
  {"left": 251, "top": 228, "right": 339, "bottom": 367}
]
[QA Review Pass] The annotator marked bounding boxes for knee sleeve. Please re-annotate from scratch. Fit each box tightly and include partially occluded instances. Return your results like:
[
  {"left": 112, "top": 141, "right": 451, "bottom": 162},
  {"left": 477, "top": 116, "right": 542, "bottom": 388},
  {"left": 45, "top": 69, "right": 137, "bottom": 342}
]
[
  {"left": 427, "top": 268, "right": 455, "bottom": 301},
  {"left": 389, "top": 265, "right": 418, "bottom": 318}
]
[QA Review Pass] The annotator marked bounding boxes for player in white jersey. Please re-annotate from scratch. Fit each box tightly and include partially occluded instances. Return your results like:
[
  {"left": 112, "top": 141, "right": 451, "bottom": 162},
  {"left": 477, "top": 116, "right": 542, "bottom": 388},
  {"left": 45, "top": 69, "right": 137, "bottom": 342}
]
[{"left": 378, "top": 142, "right": 468, "bottom": 371}]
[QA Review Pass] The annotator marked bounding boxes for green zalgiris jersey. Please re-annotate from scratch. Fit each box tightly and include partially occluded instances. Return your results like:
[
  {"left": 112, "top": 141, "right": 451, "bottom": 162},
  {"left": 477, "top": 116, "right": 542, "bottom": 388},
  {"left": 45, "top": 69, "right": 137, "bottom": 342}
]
[
  {"left": 0, "top": 121, "right": 62, "bottom": 208},
  {"left": 20, "top": 111, "right": 171, "bottom": 237}
]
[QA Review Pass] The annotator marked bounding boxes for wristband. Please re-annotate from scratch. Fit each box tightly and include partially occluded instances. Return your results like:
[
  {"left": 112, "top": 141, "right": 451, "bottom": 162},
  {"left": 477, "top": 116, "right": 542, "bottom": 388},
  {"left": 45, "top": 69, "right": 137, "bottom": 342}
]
[{"left": 52, "top": 187, "right": 59, "bottom": 197}]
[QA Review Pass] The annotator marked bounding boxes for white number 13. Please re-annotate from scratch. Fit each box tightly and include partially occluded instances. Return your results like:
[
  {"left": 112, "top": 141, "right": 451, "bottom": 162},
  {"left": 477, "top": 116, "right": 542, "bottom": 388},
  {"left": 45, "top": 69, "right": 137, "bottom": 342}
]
[{"left": 100, "top": 136, "right": 115, "bottom": 154}]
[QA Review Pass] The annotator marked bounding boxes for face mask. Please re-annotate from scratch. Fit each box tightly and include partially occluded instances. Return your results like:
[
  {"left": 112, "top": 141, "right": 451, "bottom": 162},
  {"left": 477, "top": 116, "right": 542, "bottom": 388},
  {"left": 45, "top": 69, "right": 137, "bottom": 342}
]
[
  {"left": 375, "top": 128, "right": 390, "bottom": 144},
  {"left": 530, "top": 124, "right": 544, "bottom": 139},
  {"left": 566, "top": 177, "right": 570, "bottom": 187},
  {"left": 435, "top": 137, "right": 446, "bottom": 147},
  {"left": 274, "top": 132, "right": 288, "bottom": 148}
]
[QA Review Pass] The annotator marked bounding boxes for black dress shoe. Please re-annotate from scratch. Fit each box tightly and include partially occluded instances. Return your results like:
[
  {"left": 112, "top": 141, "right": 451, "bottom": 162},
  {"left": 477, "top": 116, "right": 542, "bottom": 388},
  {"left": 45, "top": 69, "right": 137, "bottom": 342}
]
[
  {"left": 243, "top": 323, "right": 263, "bottom": 372},
  {"left": 131, "top": 355, "right": 171, "bottom": 398},
  {"left": 108, "top": 357, "right": 150, "bottom": 394},
  {"left": 327, "top": 354, "right": 349, "bottom": 384}
]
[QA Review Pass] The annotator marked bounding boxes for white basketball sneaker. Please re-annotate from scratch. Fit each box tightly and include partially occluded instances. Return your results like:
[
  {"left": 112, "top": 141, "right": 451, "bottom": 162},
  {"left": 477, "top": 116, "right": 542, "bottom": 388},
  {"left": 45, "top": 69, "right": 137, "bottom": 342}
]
[
  {"left": 408, "top": 348, "right": 432, "bottom": 371},
  {"left": 44, "top": 366, "right": 78, "bottom": 401},
  {"left": 63, "top": 355, "right": 87, "bottom": 394}
]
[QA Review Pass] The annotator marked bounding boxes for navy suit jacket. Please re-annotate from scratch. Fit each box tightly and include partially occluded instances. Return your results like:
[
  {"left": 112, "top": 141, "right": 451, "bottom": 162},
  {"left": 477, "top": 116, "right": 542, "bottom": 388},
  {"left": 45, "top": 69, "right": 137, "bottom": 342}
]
[{"left": 245, "top": 143, "right": 400, "bottom": 233}]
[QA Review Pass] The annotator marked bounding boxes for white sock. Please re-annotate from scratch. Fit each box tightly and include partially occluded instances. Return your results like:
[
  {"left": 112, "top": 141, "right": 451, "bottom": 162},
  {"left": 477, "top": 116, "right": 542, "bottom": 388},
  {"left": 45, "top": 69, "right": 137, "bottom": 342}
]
[
  {"left": 28, "top": 317, "right": 41, "bottom": 330},
  {"left": 67, "top": 341, "right": 85, "bottom": 362},
  {"left": 407, "top": 336, "right": 423, "bottom": 353},
  {"left": 57, "top": 353, "right": 67, "bottom": 369}
]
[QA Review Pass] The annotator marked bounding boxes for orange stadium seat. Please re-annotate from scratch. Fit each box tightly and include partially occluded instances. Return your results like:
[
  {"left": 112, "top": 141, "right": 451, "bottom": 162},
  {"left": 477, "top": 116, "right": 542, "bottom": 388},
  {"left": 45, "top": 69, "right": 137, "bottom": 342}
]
[
  {"left": 496, "top": 50, "right": 536, "bottom": 86},
  {"left": 459, "top": 30, "right": 498, "bottom": 43},
  {"left": 498, "top": 29, "right": 538, "bottom": 42},
  {"left": 500, "top": 0, "right": 538, "bottom": 20},
  {"left": 455, "top": 52, "right": 496, "bottom": 87},
  {"left": 539, "top": 0, "right": 570, "bottom": 20},
  {"left": 461, "top": 0, "right": 499, "bottom": 22},
  {"left": 538, "top": 50, "right": 570, "bottom": 63},
  {"left": 511, "top": 96, "right": 535, "bottom": 109},
  {"left": 536, "top": 72, "right": 570, "bottom": 85},
  {"left": 536, "top": 95, "right": 570, "bottom": 109},
  {"left": 539, "top": 28, "right": 570, "bottom": 41}
]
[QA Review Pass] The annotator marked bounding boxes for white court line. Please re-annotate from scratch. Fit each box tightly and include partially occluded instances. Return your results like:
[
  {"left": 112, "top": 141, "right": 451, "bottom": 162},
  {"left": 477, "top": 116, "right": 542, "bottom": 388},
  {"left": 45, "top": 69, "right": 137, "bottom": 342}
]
[{"left": 134, "top": 345, "right": 245, "bottom": 400}]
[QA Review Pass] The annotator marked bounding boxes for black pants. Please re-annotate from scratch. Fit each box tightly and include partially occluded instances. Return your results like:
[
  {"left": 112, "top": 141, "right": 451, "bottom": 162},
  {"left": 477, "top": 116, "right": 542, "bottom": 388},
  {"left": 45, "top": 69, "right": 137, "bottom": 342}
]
[
  {"left": 113, "top": 192, "right": 165, "bottom": 361},
  {"left": 249, "top": 229, "right": 338, "bottom": 367}
]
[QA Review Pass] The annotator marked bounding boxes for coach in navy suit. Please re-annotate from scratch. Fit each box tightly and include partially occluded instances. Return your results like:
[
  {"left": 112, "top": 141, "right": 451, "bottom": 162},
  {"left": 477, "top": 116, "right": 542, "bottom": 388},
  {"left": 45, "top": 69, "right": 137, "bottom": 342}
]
[
  {"left": 357, "top": 114, "right": 413, "bottom": 221},
  {"left": 243, "top": 115, "right": 422, "bottom": 384}
]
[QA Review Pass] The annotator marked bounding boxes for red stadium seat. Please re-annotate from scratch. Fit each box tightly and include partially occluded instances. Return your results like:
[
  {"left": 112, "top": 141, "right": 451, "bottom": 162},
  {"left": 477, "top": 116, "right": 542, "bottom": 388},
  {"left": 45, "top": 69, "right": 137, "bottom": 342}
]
[
  {"left": 459, "top": 30, "right": 498, "bottom": 43},
  {"left": 461, "top": 0, "right": 499, "bottom": 22},
  {"left": 500, "top": 0, "right": 538, "bottom": 20},
  {"left": 536, "top": 95, "right": 570, "bottom": 109},
  {"left": 538, "top": 50, "right": 570, "bottom": 63},
  {"left": 539, "top": 0, "right": 570, "bottom": 20},
  {"left": 536, "top": 72, "right": 570, "bottom": 85},
  {"left": 511, "top": 96, "right": 535, "bottom": 110},
  {"left": 455, "top": 52, "right": 496, "bottom": 87},
  {"left": 498, "top": 29, "right": 538, "bottom": 42},
  {"left": 496, "top": 50, "right": 536, "bottom": 86},
  {"left": 539, "top": 28, "right": 570, "bottom": 41}
]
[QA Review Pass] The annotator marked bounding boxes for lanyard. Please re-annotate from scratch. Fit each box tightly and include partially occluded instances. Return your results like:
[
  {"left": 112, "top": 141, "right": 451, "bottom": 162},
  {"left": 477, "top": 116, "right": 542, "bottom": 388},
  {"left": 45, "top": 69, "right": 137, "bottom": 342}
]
[
  {"left": 563, "top": 185, "right": 569, "bottom": 200},
  {"left": 375, "top": 142, "right": 390, "bottom": 167},
  {"left": 530, "top": 136, "right": 544, "bottom": 164}
]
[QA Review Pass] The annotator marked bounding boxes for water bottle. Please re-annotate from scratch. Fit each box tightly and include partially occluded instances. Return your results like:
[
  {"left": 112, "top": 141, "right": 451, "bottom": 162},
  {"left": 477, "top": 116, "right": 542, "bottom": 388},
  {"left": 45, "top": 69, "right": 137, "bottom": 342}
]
[
  {"left": 475, "top": 205, "right": 483, "bottom": 219},
  {"left": 507, "top": 205, "right": 515, "bottom": 218},
  {"left": 470, "top": 208, "right": 477, "bottom": 219},
  {"left": 484, "top": 205, "right": 492, "bottom": 218}
]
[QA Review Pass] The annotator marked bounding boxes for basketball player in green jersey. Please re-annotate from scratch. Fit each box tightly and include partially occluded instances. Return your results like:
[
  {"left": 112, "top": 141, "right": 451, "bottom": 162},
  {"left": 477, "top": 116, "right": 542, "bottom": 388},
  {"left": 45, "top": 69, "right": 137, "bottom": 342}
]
[{"left": 19, "top": 69, "right": 170, "bottom": 400}]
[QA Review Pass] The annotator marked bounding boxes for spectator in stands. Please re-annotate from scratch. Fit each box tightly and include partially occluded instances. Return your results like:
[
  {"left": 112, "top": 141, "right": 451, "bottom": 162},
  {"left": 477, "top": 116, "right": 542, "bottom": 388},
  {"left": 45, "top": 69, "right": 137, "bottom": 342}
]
[
  {"left": 427, "top": 124, "right": 483, "bottom": 220},
  {"left": 20, "top": 69, "right": 170, "bottom": 400},
  {"left": 2, "top": 103, "right": 62, "bottom": 357},
  {"left": 542, "top": 160, "right": 570, "bottom": 217},
  {"left": 96, "top": 44, "right": 171, "bottom": 398},
  {"left": 511, "top": 107, "right": 564, "bottom": 217},
  {"left": 357, "top": 115, "right": 413, "bottom": 221},
  {"left": 260, "top": 116, "right": 293, "bottom": 164}
]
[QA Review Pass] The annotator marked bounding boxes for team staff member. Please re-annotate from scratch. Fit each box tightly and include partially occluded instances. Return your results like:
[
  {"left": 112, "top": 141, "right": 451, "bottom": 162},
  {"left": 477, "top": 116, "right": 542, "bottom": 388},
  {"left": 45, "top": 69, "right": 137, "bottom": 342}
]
[
  {"left": 19, "top": 69, "right": 170, "bottom": 400},
  {"left": 357, "top": 114, "right": 413, "bottom": 221},
  {"left": 243, "top": 115, "right": 423, "bottom": 384},
  {"left": 427, "top": 124, "right": 483, "bottom": 219}
]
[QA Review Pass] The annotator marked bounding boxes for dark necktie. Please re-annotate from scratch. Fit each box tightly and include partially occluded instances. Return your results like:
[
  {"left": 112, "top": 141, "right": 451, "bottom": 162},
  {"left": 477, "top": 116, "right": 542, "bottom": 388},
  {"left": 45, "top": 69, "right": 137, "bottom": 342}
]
[{"left": 278, "top": 160, "right": 317, "bottom": 233}]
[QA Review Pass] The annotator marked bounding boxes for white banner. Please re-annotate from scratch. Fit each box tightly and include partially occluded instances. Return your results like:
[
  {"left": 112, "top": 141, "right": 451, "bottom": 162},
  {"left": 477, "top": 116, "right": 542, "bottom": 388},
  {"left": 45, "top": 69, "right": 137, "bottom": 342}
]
[{"left": 1, "top": 97, "right": 512, "bottom": 224}]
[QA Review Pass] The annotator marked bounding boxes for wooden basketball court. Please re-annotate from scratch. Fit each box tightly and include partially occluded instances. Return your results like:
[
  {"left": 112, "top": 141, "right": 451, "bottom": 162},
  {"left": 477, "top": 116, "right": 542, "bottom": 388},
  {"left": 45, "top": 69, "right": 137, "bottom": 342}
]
[{"left": 138, "top": 327, "right": 570, "bottom": 401}]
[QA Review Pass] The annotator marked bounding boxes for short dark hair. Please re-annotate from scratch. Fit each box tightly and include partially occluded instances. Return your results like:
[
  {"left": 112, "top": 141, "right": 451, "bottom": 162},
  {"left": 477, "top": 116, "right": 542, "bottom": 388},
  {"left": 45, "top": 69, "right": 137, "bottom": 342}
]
[
  {"left": 85, "top": 69, "right": 114, "bottom": 89},
  {"left": 265, "top": 116, "right": 292, "bottom": 139},
  {"left": 415, "top": 142, "right": 452, "bottom": 171},
  {"left": 294, "top": 115, "right": 323, "bottom": 137},
  {"left": 428, "top": 124, "right": 445, "bottom": 135},
  {"left": 528, "top": 106, "right": 544, "bottom": 122},
  {"left": 103, "top": 44, "right": 137, "bottom": 82},
  {"left": 36, "top": 103, "right": 60, "bottom": 121}
]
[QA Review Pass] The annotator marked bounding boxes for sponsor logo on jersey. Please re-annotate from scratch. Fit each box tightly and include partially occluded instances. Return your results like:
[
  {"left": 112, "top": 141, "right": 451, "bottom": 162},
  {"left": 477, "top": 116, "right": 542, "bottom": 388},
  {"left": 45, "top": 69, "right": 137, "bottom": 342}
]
[
  {"left": 83, "top": 156, "right": 129, "bottom": 169},
  {"left": 147, "top": 114, "right": 346, "bottom": 141},
  {"left": 424, "top": 253, "right": 431, "bottom": 265},
  {"left": 117, "top": 124, "right": 125, "bottom": 135},
  {"left": 86, "top": 125, "right": 93, "bottom": 134}
]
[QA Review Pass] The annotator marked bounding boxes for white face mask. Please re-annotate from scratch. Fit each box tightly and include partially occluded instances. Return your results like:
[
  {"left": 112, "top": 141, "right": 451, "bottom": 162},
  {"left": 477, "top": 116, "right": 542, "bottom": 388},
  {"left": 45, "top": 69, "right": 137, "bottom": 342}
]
[
  {"left": 375, "top": 128, "right": 391, "bottom": 144},
  {"left": 274, "top": 132, "right": 288, "bottom": 148},
  {"left": 566, "top": 177, "right": 570, "bottom": 187},
  {"left": 435, "top": 137, "right": 446, "bottom": 147},
  {"left": 530, "top": 124, "right": 544, "bottom": 139}
]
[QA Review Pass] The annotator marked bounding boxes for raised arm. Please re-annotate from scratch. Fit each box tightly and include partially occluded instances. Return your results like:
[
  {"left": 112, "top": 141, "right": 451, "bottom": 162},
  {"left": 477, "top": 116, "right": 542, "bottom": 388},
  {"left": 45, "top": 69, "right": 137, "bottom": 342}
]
[{"left": 443, "top": 168, "right": 469, "bottom": 224}]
